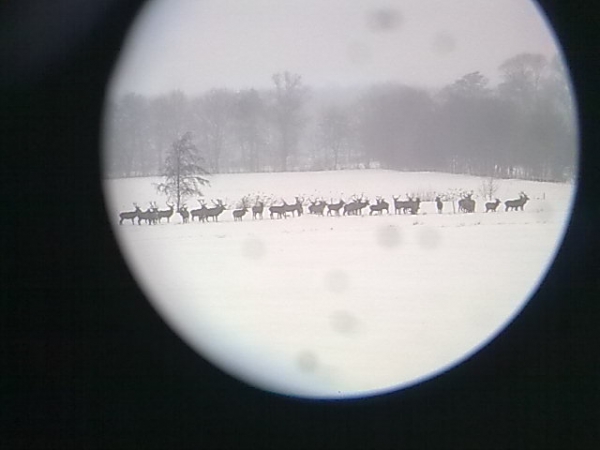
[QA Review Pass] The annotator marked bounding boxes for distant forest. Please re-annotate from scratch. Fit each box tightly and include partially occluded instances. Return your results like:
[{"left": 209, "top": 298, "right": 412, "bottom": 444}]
[{"left": 104, "top": 52, "right": 577, "bottom": 182}]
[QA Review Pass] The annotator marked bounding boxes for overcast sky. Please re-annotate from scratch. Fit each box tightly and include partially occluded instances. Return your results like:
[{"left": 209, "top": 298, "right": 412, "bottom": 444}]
[{"left": 109, "top": 0, "right": 562, "bottom": 98}]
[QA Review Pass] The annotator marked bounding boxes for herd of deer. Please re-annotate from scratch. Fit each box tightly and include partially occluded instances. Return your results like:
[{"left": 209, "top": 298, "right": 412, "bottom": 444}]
[
  {"left": 455, "top": 192, "right": 530, "bottom": 213},
  {"left": 118, "top": 192, "right": 530, "bottom": 225},
  {"left": 118, "top": 201, "right": 176, "bottom": 225}
]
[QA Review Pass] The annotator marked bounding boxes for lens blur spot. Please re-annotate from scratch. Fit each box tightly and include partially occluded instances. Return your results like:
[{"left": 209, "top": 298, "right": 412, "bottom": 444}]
[
  {"left": 297, "top": 351, "right": 318, "bottom": 373},
  {"left": 366, "top": 8, "right": 403, "bottom": 33}
]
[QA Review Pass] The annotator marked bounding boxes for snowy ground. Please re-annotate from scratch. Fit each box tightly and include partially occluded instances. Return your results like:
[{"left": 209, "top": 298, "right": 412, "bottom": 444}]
[{"left": 103, "top": 170, "right": 575, "bottom": 399}]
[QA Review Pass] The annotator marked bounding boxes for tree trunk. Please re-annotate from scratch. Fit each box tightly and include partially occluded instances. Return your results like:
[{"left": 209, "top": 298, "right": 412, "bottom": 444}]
[{"left": 176, "top": 151, "right": 181, "bottom": 211}]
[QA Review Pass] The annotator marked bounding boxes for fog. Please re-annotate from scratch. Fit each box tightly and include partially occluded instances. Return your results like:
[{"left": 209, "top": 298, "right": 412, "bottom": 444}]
[
  {"left": 104, "top": 0, "right": 576, "bottom": 186},
  {"left": 110, "top": 0, "right": 560, "bottom": 98}
]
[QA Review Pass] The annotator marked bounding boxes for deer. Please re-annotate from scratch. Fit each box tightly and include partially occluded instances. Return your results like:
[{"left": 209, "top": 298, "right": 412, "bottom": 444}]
[
  {"left": 356, "top": 197, "right": 369, "bottom": 215},
  {"left": 233, "top": 197, "right": 249, "bottom": 222},
  {"left": 295, "top": 197, "right": 305, "bottom": 217},
  {"left": 190, "top": 203, "right": 208, "bottom": 222},
  {"left": 343, "top": 199, "right": 359, "bottom": 216},
  {"left": 343, "top": 196, "right": 369, "bottom": 216},
  {"left": 252, "top": 198, "right": 265, "bottom": 220},
  {"left": 157, "top": 202, "right": 175, "bottom": 223},
  {"left": 119, "top": 204, "right": 141, "bottom": 225},
  {"left": 269, "top": 200, "right": 288, "bottom": 219},
  {"left": 369, "top": 197, "right": 389, "bottom": 215},
  {"left": 178, "top": 205, "right": 190, "bottom": 223},
  {"left": 149, "top": 202, "right": 160, "bottom": 224},
  {"left": 408, "top": 197, "right": 421, "bottom": 215},
  {"left": 326, "top": 199, "right": 344, "bottom": 216},
  {"left": 485, "top": 198, "right": 501, "bottom": 212},
  {"left": 458, "top": 194, "right": 476, "bottom": 213},
  {"left": 435, "top": 196, "right": 443, "bottom": 214},
  {"left": 233, "top": 208, "right": 247, "bottom": 221},
  {"left": 393, "top": 196, "right": 419, "bottom": 214},
  {"left": 504, "top": 193, "right": 529, "bottom": 211},
  {"left": 393, "top": 196, "right": 410, "bottom": 215},
  {"left": 138, "top": 202, "right": 159, "bottom": 225},
  {"left": 284, "top": 197, "right": 304, "bottom": 217},
  {"left": 205, "top": 199, "right": 226, "bottom": 222},
  {"left": 308, "top": 199, "right": 327, "bottom": 216}
]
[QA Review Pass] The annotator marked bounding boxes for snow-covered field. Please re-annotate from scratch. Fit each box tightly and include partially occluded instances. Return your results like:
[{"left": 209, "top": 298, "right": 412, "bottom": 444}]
[{"left": 103, "top": 170, "right": 575, "bottom": 399}]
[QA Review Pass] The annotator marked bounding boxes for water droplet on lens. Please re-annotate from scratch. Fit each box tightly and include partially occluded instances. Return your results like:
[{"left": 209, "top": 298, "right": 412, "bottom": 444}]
[
  {"left": 297, "top": 351, "right": 318, "bottom": 373},
  {"left": 366, "top": 8, "right": 403, "bottom": 32}
]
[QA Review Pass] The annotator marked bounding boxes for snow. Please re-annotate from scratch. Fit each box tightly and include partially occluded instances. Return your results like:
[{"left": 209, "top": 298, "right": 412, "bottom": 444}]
[{"left": 103, "top": 169, "right": 575, "bottom": 399}]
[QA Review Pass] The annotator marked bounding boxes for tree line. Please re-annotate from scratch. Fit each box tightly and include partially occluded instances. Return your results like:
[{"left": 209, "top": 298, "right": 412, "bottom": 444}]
[{"left": 104, "top": 52, "right": 577, "bottom": 182}]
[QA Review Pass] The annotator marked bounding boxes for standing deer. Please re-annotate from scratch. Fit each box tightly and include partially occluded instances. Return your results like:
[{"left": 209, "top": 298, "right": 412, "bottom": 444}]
[
  {"left": 178, "top": 205, "right": 190, "bottom": 223},
  {"left": 284, "top": 197, "right": 304, "bottom": 217},
  {"left": 252, "top": 199, "right": 264, "bottom": 220},
  {"left": 408, "top": 197, "right": 421, "bottom": 215},
  {"left": 190, "top": 203, "right": 208, "bottom": 222},
  {"left": 356, "top": 197, "right": 369, "bottom": 215},
  {"left": 150, "top": 202, "right": 160, "bottom": 224},
  {"left": 119, "top": 204, "right": 141, "bottom": 225},
  {"left": 157, "top": 202, "right": 175, "bottom": 223},
  {"left": 458, "top": 194, "right": 476, "bottom": 213},
  {"left": 343, "top": 196, "right": 369, "bottom": 216},
  {"left": 233, "top": 197, "right": 249, "bottom": 222},
  {"left": 269, "top": 200, "right": 288, "bottom": 219},
  {"left": 205, "top": 199, "right": 226, "bottom": 222},
  {"left": 435, "top": 196, "right": 443, "bottom": 214},
  {"left": 393, "top": 196, "right": 419, "bottom": 214},
  {"left": 504, "top": 193, "right": 529, "bottom": 211},
  {"left": 326, "top": 199, "right": 344, "bottom": 216},
  {"left": 343, "top": 199, "right": 359, "bottom": 216},
  {"left": 393, "top": 196, "right": 410, "bottom": 214},
  {"left": 295, "top": 197, "right": 304, "bottom": 217},
  {"left": 138, "top": 202, "right": 159, "bottom": 225},
  {"left": 485, "top": 198, "right": 501, "bottom": 212},
  {"left": 369, "top": 197, "right": 389, "bottom": 215},
  {"left": 233, "top": 208, "right": 247, "bottom": 221},
  {"left": 308, "top": 199, "right": 327, "bottom": 216}
]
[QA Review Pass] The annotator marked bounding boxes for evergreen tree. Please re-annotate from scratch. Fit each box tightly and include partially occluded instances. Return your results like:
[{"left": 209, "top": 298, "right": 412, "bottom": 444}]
[{"left": 154, "top": 132, "right": 210, "bottom": 211}]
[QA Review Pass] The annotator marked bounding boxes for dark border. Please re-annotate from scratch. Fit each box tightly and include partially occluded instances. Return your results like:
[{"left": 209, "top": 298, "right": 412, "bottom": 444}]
[{"left": 1, "top": 1, "right": 598, "bottom": 448}]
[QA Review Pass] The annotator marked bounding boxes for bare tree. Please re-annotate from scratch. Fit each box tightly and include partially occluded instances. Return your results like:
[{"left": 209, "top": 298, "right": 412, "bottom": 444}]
[
  {"left": 232, "top": 89, "right": 267, "bottom": 172},
  {"left": 358, "top": 84, "right": 434, "bottom": 170},
  {"left": 479, "top": 175, "right": 501, "bottom": 201},
  {"left": 317, "top": 105, "right": 351, "bottom": 169},
  {"left": 154, "top": 132, "right": 210, "bottom": 211},
  {"left": 150, "top": 90, "right": 190, "bottom": 174},
  {"left": 498, "top": 53, "right": 548, "bottom": 110},
  {"left": 271, "top": 71, "right": 308, "bottom": 171},
  {"left": 195, "top": 89, "right": 234, "bottom": 173},
  {"left": 440, "top": 71, "right": 491, "bottom": 100},
  {"left": 105, "top": 93, "right": 151, "bottom": 177}
]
